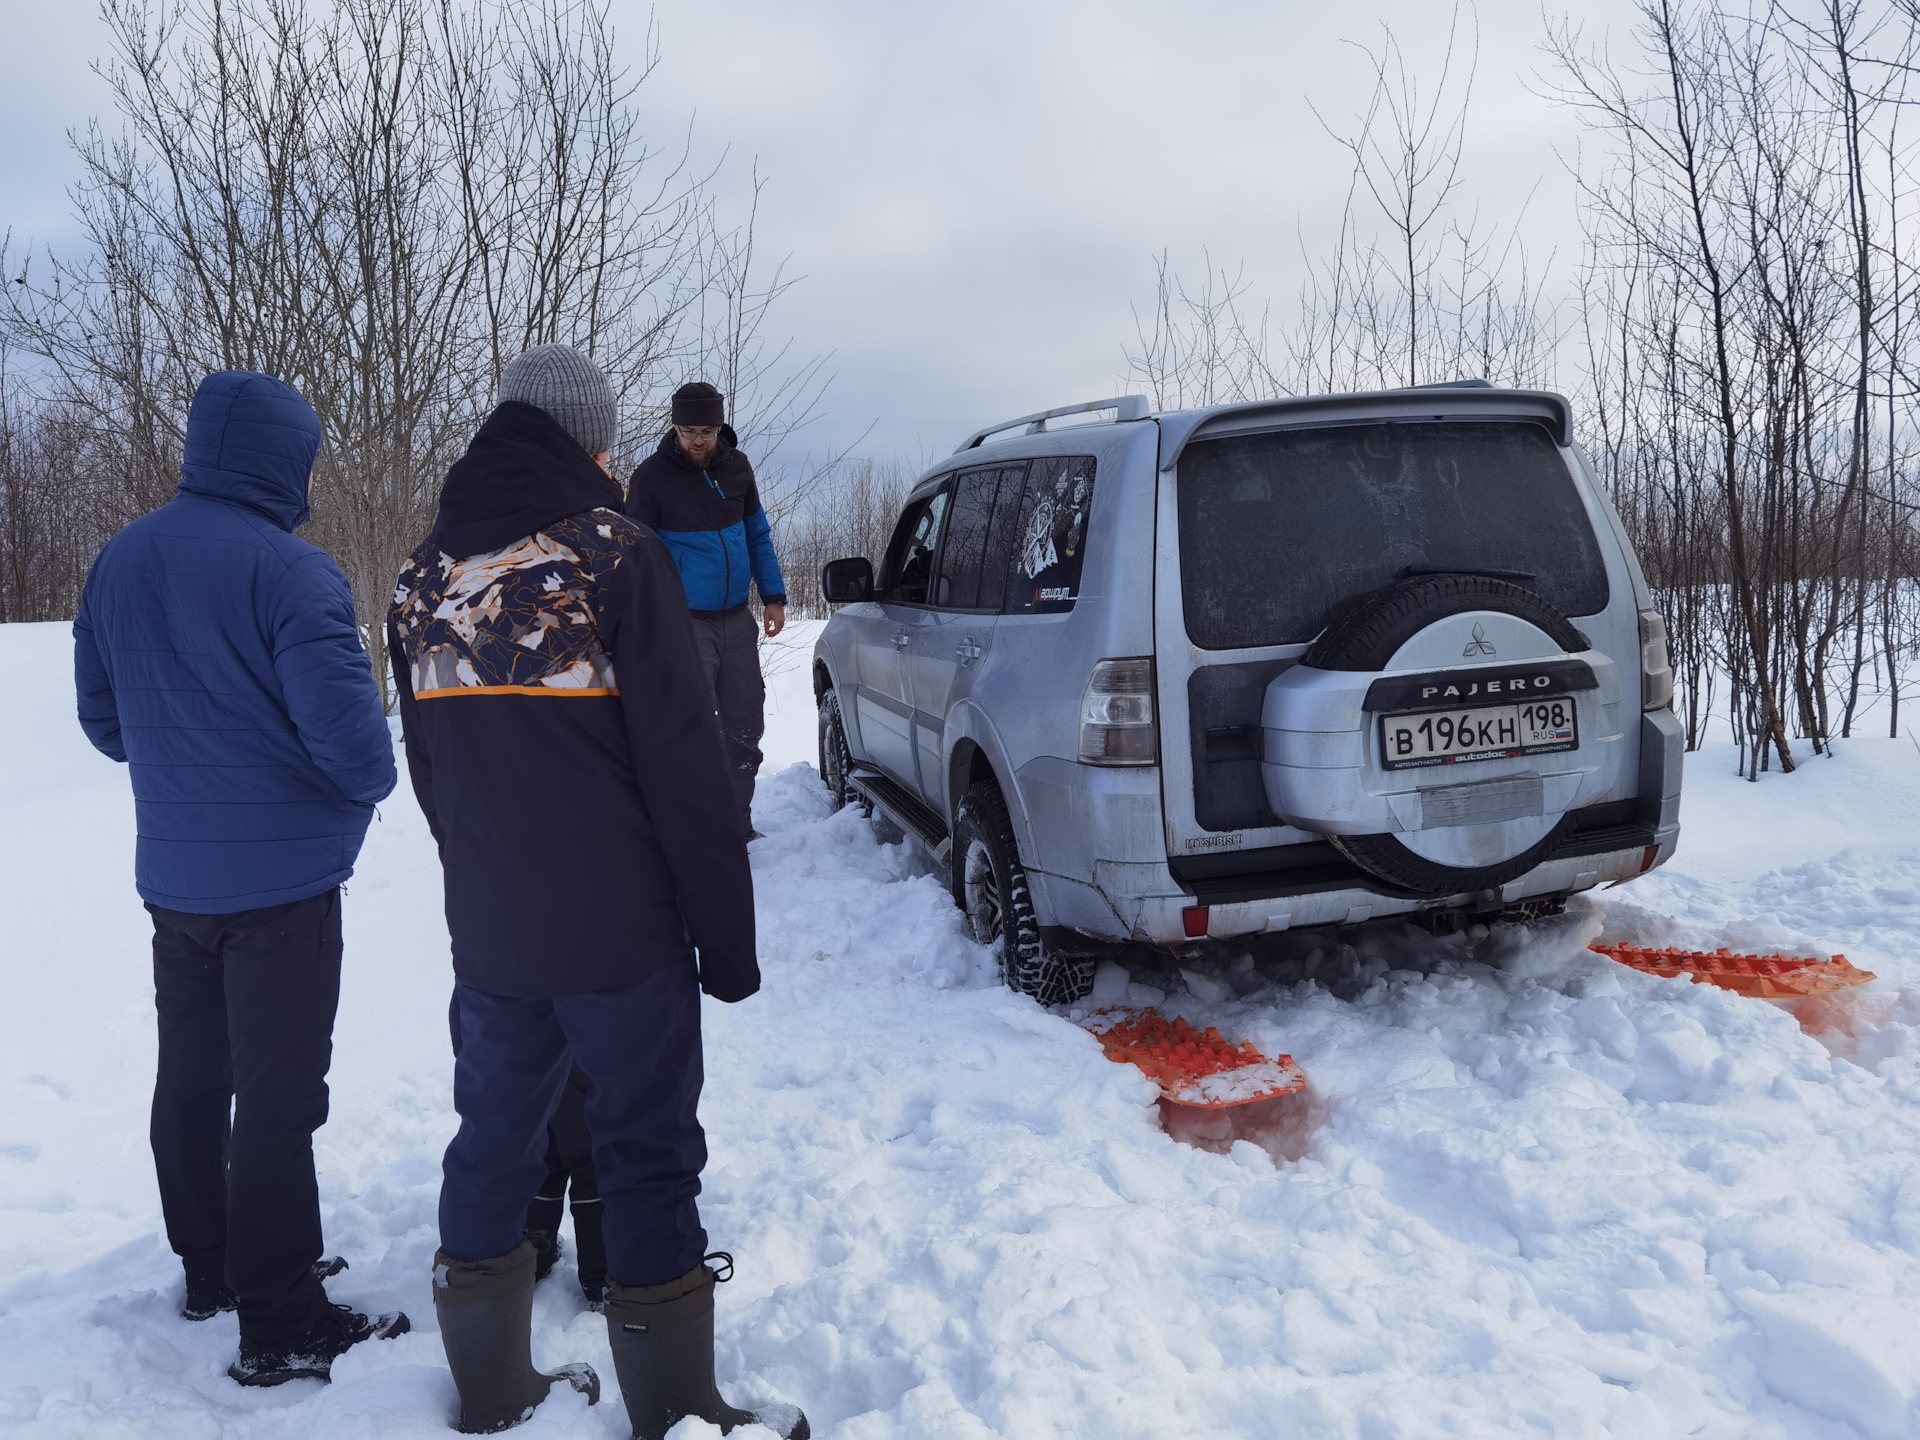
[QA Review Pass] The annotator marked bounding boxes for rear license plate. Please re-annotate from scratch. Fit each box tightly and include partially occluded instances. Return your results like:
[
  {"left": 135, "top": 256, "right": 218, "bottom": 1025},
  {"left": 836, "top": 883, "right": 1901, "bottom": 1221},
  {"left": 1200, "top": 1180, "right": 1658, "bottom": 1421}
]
[{"left": 1380, "top": 698, "right": 1578, "bottom": 771}]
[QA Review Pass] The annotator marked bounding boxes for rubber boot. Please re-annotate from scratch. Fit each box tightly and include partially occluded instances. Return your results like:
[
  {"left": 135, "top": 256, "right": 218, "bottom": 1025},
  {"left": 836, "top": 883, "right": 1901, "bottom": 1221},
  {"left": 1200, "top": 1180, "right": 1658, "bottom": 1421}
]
[
  {"left": 604, "top": 1260, "right": 808, "bottom": 1440},
  {"left": 433, "top": 1239, "right": 600, "bottom": 1433}
]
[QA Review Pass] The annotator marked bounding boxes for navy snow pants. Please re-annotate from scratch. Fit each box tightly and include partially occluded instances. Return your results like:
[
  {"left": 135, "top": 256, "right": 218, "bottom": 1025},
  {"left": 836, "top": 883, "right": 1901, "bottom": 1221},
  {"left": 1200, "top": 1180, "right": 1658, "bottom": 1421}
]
[
  {"left": 148, "top": 888, "right": 341, "bottom": 1344},
  {"left": 439, "top": 956, "right": 707, "bottom": 1288}
]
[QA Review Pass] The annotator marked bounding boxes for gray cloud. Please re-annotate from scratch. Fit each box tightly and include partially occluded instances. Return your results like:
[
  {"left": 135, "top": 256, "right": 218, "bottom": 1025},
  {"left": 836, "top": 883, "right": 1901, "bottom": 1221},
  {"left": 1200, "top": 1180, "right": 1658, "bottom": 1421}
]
[
  {"left": 638, "top": 0, "right": 1639, "bottom": 464},
  {"left": 0, "top": 0, "right": 1639, "bottom": 465}
]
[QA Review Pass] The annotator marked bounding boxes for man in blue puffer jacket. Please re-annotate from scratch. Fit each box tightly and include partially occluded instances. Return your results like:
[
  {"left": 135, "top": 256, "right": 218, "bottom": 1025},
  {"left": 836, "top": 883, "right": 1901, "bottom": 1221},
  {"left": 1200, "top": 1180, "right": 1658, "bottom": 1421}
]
[
  {"left": 72, "top": 371, "right": 407, "bottom": 1387},
  {"left": 626, "top": 382, "right": 787, "bottom": 839}
]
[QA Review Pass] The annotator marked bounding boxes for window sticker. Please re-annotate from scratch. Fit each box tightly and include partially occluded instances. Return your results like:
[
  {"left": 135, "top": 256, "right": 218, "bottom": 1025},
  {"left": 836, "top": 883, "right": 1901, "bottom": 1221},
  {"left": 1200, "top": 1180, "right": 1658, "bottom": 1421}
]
[{"left": 1006, "top": 456, "right": 1096, "bottom": 614}]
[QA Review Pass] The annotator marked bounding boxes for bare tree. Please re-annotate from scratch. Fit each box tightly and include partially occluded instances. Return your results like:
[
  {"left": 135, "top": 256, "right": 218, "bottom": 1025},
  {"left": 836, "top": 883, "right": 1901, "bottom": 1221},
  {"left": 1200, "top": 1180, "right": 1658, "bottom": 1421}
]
[
  {"left": 3, "top": 0, "right": 824, "bottom": 707},
  {"left": 1126, "top": 5, "right": 1559, "bottom": 410},
  {"left": 777, "top": 457, "right": 912, "bottom": 619},
  {"left": 1552, "top": 0, "right": 1920, "bottom": 774}
]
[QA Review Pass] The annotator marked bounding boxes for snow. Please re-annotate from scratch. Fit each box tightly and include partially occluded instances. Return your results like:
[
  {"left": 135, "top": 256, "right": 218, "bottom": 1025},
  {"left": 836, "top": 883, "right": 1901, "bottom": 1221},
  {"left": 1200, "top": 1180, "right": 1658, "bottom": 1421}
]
[{"left": 4, "top": 615, "right": 1920, "bottom": 1438}]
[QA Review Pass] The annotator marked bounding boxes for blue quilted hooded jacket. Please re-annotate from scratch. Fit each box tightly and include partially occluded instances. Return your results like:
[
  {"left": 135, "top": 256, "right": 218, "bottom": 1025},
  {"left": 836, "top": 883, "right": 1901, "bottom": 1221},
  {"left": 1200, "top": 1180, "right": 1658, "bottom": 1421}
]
[{"left": 73, "top": 371, "right": 396, "bottom": 913}]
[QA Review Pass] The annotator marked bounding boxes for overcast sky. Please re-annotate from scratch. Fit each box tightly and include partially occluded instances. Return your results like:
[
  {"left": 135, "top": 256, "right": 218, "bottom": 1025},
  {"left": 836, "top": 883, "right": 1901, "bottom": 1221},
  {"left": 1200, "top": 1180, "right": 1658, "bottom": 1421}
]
[{"left": 0, "top": 0, "right": 1642, "bottom": 469}]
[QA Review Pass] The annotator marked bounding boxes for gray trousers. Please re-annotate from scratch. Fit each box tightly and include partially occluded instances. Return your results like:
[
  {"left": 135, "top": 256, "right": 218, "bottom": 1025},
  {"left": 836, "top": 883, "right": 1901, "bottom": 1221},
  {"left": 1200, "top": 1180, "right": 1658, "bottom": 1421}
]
[{"left": 690, "top": 606, "right": 765, "bottom": 831}]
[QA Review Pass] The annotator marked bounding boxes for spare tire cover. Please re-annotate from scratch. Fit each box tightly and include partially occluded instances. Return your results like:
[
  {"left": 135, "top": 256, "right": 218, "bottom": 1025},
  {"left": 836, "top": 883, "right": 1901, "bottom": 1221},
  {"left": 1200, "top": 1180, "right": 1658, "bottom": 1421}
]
[{"left": 1265, "top": 573, "right": 1600, "bottom": 896}]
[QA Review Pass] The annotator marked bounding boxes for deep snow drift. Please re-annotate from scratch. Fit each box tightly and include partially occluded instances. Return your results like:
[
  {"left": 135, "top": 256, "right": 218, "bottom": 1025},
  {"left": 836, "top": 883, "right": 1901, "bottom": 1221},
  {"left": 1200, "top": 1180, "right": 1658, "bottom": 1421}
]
[{"left": 3, "top": 617, "right": 1919, "bottom": 1439}]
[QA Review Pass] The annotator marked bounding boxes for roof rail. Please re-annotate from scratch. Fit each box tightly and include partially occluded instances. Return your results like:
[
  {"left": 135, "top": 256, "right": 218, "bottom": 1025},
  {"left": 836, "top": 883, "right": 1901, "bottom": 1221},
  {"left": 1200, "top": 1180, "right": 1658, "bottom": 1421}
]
[{"left": 955, "top": 395, "right": 1151, "bottom": 453}]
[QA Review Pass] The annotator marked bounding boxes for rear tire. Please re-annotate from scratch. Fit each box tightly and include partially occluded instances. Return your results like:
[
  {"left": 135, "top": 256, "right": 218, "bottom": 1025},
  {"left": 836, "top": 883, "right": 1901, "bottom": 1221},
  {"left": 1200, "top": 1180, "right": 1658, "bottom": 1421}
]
[
  {"left": 951, "top": 781, "right": 1094, "bottom": 1006},
  {"left": 817, "top": 689, "right": 869, "bottom": 816}
]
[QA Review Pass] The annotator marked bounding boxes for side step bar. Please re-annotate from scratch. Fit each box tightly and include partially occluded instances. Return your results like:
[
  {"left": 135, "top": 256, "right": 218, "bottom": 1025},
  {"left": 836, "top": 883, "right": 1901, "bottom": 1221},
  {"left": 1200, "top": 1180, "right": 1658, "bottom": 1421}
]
[{"left": 848, "top": 765, "right": 951, "bottom": 863}]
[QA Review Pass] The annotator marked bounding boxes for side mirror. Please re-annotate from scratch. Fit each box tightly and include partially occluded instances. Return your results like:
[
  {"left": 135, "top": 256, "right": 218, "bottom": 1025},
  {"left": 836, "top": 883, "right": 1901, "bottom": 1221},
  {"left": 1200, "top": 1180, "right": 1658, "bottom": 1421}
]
[{"left": 822, "top": 557, "right": 874, "bottom": 605}]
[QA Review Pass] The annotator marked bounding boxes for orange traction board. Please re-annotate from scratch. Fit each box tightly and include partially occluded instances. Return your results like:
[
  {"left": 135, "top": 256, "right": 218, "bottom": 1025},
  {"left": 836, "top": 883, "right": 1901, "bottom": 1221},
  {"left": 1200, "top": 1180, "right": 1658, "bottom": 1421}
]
[
  {"left": 1083, "top": 1008, "right": 1307, "bottom": 1109},
  {"left": 1592, "top": 944, "right": 1876, "bottom": 998}
]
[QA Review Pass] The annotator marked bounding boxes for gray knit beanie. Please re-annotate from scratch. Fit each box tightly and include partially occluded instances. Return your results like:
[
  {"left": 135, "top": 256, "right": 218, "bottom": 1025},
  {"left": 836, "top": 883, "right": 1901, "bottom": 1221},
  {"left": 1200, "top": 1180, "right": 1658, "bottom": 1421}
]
[{"left": 496, "top": 345, "right": 617, "bottom": 455}]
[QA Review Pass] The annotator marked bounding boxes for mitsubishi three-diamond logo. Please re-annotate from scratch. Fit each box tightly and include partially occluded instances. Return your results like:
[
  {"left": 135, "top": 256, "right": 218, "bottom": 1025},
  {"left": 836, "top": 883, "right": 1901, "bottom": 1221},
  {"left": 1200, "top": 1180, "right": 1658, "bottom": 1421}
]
[{"left": 1462, "top": 621, "right": 1498, "bottom": 657}]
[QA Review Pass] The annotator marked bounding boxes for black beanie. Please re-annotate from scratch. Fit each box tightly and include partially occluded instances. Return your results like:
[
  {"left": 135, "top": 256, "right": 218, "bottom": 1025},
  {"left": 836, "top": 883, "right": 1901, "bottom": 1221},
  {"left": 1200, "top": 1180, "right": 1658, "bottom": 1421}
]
[{"left": 671, "top": 381, "right": 726, "bottom": 428}]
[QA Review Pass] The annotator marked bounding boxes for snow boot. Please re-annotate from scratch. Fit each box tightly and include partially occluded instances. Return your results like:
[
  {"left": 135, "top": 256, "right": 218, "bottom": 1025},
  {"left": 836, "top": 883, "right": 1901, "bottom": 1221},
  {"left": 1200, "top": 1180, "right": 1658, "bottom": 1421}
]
[
  {"left": 228, "top": 1301, "right": 410, "bottom": 1386},
  {"left": 181, "top": 1248, "right": 234, "bottom": 1321},
  {"left": 603, "top": 1255, "right": 808, "bottom": 1440},
  {"left": 434, "top": 1239, "right": 600, "bottom": 1433},
  {"left": 182, "top": 1252, "right": 348, "bottom": 1321}
]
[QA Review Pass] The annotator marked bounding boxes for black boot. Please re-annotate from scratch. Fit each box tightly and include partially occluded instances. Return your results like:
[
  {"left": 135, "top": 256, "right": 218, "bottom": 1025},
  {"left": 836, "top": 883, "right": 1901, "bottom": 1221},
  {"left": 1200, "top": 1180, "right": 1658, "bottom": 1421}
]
[
  {"left": 183, "top": 1252, "right": 349, "bottom": 1321},
  {"left": 181, "top": 1248, "right": 235, "bottom": 1321},
  {"left": 525, "top": 1136, "right": 569, "bottom": 1283},
  {"left": 571, "top": 1198, "right": 608, "bottom": 1310},
  {"left": 228, "top": 1301, "right": 410, "bottom": 1386},
  {"left": 527, "top": 1229, "right": 562, "bottom": 1284},
  {"left": 434, "top": 1239, "right": 600, "bottom": 1433},
  {"left": 604, "top": 1257, "right": 807, "bottom": 1440}
]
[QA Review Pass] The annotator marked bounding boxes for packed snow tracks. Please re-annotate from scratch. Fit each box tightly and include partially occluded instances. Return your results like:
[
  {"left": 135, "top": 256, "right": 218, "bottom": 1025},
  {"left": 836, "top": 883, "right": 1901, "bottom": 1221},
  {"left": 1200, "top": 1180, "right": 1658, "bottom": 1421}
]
[{"left": 733, "top": 759, "right": 1920, "bottom": 1437}]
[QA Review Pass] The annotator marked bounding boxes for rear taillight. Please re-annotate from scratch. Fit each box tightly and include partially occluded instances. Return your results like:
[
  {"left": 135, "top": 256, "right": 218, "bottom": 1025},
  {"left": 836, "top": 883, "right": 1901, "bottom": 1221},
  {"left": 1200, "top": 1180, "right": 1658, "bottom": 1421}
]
[
  {"left": 1639, "top": 609, "right": 1674, "bottom": 711},
  {"left": 1078, "top": 657, "right": 1157, "bottom": 765}
]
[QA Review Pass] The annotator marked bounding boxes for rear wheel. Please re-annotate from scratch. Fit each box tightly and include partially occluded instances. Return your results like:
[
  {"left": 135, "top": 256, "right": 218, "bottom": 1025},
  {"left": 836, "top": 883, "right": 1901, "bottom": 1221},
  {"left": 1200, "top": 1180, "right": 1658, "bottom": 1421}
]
[
  {"left": 951, "top": 781, "right": 1095, "bottom": 1006},
  {"left": 817, "top": 689, "right": 868, "bottom": 815}
]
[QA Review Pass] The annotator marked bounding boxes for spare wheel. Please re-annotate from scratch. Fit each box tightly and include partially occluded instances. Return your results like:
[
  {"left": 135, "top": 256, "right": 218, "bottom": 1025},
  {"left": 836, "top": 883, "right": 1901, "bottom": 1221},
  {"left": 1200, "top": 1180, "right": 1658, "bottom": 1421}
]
[{"left": 1263, "top": 573, "right": 1602, "bottom": 896}]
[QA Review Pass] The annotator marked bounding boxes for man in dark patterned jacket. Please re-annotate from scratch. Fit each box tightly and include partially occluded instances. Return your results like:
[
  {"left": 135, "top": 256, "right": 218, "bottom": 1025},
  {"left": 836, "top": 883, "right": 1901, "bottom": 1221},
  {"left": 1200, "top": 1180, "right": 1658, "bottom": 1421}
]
[{"left": 389, "top": 345, "right": 807, "bottom": 1440}]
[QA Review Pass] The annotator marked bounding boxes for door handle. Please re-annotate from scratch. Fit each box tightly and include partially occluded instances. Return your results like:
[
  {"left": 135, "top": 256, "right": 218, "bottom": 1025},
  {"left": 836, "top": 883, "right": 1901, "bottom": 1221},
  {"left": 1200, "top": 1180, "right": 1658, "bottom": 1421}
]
[
  {"left": 956, "top": 636, "right": 982, "bottom": 666},
  {"left": 893, "top": 631, "right": 911, "bottom": 649}
]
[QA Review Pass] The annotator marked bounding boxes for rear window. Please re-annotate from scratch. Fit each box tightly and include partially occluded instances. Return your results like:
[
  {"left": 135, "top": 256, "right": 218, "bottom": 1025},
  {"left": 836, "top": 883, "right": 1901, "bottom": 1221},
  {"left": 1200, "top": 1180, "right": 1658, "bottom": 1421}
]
[{"left": 1177, "top": 421, "right": 1609, "bottom": 651}]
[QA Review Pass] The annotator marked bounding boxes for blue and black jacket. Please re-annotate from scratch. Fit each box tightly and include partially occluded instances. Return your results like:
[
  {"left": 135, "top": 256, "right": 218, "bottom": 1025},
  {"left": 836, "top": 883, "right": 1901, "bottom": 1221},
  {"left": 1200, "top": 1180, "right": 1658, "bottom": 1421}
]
[{"left": 625, "top": 428, "right": 786, "bottom": 614}]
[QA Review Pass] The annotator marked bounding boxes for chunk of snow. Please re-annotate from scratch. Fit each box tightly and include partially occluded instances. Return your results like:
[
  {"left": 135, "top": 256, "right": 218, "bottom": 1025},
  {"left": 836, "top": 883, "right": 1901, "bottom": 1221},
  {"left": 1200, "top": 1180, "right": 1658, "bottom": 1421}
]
[
  {"left": 1180, "top": 967, "right": 1232, "bottom": 1003},
  {"left": 1737, "top": 1287, "right": 1920, "bottom": 1439}
]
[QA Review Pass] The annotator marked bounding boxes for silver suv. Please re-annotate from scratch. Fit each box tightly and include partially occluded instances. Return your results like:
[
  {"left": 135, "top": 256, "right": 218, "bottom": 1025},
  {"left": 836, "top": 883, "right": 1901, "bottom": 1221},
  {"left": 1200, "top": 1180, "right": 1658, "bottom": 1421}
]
[{"left": 814, "top": 384, "right": 1682, "bottom": 1004}]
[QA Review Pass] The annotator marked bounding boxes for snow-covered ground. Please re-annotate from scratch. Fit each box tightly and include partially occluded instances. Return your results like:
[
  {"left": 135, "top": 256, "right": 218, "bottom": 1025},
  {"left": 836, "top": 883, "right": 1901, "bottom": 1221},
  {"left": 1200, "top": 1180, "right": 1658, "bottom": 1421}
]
[{"left": 4, "top": 616, "right": 1920, "bottom": 1439}]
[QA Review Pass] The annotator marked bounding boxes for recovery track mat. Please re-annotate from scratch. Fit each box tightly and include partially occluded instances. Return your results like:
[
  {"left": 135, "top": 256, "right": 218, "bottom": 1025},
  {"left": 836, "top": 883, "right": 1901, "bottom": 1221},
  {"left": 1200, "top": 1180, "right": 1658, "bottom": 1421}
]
[
  {"left": 1592, "top": 944, "right": 1875, "bottom": 999},
  {"left": 1081, "top": 1008, "right": 1307, "bottom": 1109}
]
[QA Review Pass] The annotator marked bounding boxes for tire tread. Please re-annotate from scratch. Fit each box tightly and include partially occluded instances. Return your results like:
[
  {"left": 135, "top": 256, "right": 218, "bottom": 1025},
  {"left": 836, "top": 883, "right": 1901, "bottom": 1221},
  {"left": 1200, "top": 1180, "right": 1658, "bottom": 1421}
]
[{"left": 954, "top": 781, "right": 1095, "bottom": 1006}]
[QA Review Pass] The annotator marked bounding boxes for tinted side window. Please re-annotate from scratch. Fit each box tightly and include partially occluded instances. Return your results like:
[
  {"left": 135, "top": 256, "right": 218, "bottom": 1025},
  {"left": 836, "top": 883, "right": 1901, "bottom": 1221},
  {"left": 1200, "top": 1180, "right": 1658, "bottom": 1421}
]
[
  {"left": 1178, "top": 422, "right": 1609, "bottom": 650},
  {"left": 933, "top": 464, "right": 1026, "bottom": 610},
  {"left": 879, "top": 488, "right": 950, "bottom": 604},
  {"left": 1004, "top": 456, "right": 1097, "bottom": 615}
]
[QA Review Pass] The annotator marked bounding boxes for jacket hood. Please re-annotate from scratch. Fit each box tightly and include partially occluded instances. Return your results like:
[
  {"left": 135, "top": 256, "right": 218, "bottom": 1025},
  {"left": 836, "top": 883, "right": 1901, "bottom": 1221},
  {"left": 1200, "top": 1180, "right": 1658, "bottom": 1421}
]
[
  {"left": 654, "top": 424, "right": 741, "bottom": 471},
  {"left": 430, "top": 401, "right": 624, "bottom": 558},
  {"left": 177, "top": 371, "right": 324, "bottom": 531}
]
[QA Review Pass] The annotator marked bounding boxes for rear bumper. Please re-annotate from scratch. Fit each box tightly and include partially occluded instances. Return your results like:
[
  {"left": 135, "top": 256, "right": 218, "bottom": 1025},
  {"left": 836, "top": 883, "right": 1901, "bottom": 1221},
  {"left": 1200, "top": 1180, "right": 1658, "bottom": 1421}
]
[
  {"left": 1046, "top": 827, "right": 1663, "bottom": 948},
  {"left": 1024, "top": 708, "right": 1682, "bottom": 950},
  {"left": 1148, "top": 842, "right": 1657, "bottom": 945}
]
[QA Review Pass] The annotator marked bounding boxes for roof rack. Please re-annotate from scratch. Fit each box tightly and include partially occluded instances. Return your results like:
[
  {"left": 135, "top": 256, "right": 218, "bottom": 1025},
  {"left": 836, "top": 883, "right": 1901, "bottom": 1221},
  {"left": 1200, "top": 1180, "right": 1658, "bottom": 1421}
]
[{"left": 955, "top": 395, "right": 1151, "bottom": 453}]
